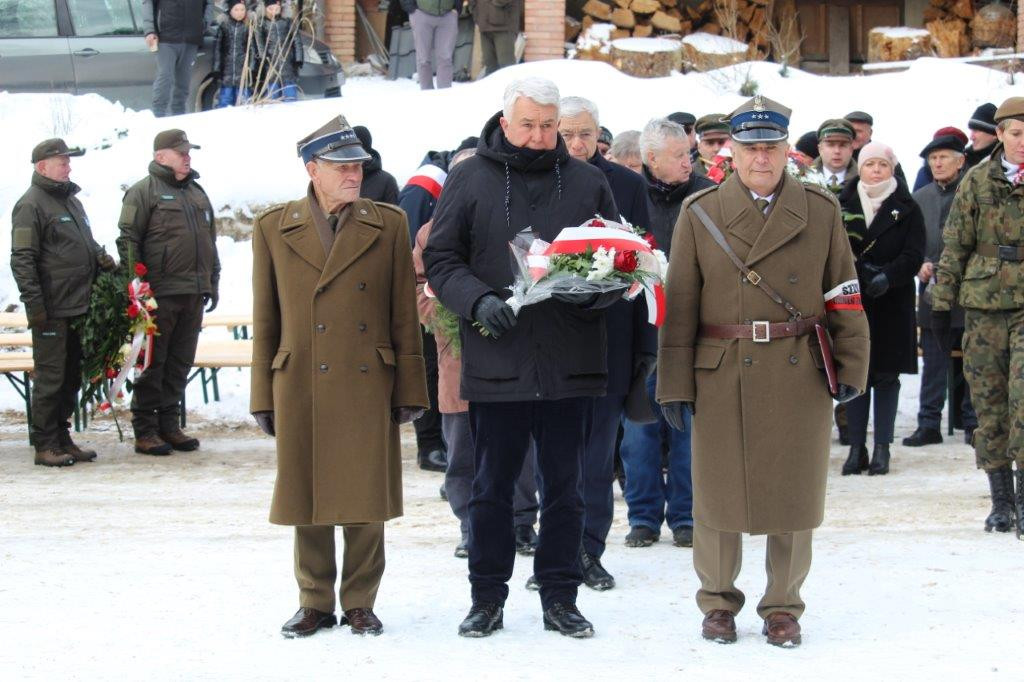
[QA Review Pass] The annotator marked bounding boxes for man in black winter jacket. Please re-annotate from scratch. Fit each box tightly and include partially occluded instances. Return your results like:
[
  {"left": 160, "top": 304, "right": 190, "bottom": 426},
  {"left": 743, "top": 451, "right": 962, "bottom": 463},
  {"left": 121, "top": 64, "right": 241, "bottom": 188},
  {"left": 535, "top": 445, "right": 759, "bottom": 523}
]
[
  {"left": 143, "top": 0, "right": 212, "bottom": 116},
  {"left": 558, "top": 95, "right": 656, "bottom": 592},
  {"left": 353, "top": 126, "right": 398, "bottom": 204},
  {"left": 425, "top": 77, "right": 618, "bottom": 639}
]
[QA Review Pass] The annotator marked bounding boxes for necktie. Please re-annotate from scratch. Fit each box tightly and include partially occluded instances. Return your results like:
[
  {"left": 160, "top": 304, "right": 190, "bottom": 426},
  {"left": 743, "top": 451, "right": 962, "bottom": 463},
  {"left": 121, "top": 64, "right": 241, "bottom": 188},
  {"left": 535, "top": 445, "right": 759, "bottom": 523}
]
[
  {"left": 755, "top": 198, "right": 770, "bottom": 214},
  {"left": 327, "top": 214, "right": 339, "bottom": 233},
  {"left": 829, "top": 174, "right": 839, "bottom": 187}
]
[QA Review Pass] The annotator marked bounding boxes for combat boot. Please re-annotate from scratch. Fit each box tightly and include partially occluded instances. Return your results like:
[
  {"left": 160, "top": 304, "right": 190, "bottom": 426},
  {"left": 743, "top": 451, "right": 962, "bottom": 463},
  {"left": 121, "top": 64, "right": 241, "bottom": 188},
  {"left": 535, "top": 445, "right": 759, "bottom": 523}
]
[
  {"left": 160, "top": 427, "right": 200, "bottom": 452},
  {"left": 58, "top": 431, "right": 97, "bottom": 462},
  {"left": 35, "top": 448, "right": 74, "bottom": 467},
  {"left": 984, "top": 465, "right": 1014, "bottom": 533},
  {"left": 1014, "top": 468, "right": 1024, "bottom": 540},
  {"left": 135, "top": 434, "right": 173, "bottom": 456}
]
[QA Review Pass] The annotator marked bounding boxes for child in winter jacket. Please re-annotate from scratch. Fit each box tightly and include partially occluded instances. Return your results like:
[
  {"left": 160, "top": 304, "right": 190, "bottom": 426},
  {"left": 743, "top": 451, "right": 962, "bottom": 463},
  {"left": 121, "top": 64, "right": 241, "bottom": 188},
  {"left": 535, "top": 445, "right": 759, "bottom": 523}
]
[
  {"left": 213, "top": 0, "right": 255, "bottom": 108},
  {"left": 259, "top": 0, "right": 303, "bottom": 101}
]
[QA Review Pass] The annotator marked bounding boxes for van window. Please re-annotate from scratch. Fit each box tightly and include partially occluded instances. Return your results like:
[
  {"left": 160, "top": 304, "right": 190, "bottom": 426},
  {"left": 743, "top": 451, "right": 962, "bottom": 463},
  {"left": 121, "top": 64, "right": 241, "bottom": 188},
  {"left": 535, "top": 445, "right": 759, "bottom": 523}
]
[
  {"left": 0, "top": 0, "right": 59, "bottom": 38},
  {"left": 68, "top": 0, "right": 138, "bottom": 37}
]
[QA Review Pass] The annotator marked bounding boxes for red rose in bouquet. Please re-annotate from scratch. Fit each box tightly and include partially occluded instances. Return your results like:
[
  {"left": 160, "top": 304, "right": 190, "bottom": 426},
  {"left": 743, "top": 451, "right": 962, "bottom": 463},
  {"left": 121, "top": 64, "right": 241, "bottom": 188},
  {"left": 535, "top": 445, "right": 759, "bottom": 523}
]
[
  {"left": 134, "top": 262, "right": 148, "bottom": 277},
  {"left": 614, "top": 249, "right": 638, "bottom": 273}
]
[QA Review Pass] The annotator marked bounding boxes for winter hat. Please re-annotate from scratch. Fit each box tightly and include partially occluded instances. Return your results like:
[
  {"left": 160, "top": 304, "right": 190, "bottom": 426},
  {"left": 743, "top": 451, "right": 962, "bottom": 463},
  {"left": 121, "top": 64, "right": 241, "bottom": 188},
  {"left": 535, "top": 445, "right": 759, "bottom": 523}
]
[
  {"left": 227, "top": 0, "right": 246, "bottom": 7},
  {"left": 844, "top": 111, "right": 873, "bottom": 126},
  {"left": 857, "top": 141, "right": 897, "bottom": 171},
  {"left": 599, "top": 127, "right": 613, "bottom": 146},
  {"left": 353, "top": 125, "right": 372, "bottom": 151},
  {"left": 968, "top": 103, "right": 997, "bottom": 133},
  {"left": 454, "top": 136, "right": 478, "bottom": 154},
  {"left": 794, "top": 131, "right": 819, "bottom": 159},
  {"left": 994, "top": 97, "right": 1024, "bottom": 124},
  {"left": 667, "top": 112, "right": 696, "bottom": 128},
  {"left": 920, "top": 135, "right": 966, "bottom": 158},
  {"left": 932, "top": 126, "right": 968, "bottom": 147}
]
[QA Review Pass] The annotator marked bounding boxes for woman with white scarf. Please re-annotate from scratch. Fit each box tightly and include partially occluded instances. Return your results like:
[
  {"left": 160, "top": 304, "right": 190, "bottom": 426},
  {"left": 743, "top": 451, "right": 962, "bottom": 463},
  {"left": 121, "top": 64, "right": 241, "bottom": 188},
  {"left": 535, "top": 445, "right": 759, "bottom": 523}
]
[{"left": 837, "top": 142, "right": 926, "bottom": 476}]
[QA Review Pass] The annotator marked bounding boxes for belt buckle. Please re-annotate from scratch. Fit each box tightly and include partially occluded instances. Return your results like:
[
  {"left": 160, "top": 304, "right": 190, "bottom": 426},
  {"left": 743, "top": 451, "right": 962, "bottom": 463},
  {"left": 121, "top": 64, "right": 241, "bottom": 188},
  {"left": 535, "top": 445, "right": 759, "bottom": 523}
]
[
  {"left": 998, "top": 245, "right": 1020, "bottom": 262},
  {"left": 752, "top": 321, "right": 770, "bottom": 343}
]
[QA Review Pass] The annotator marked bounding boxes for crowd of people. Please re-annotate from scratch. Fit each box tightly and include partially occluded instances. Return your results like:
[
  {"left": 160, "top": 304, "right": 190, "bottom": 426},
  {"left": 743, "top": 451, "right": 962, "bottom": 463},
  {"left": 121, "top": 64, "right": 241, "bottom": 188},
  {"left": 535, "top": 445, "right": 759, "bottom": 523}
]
[{"left": 11, "top": 73, "right": 1024, "bottom": 647}]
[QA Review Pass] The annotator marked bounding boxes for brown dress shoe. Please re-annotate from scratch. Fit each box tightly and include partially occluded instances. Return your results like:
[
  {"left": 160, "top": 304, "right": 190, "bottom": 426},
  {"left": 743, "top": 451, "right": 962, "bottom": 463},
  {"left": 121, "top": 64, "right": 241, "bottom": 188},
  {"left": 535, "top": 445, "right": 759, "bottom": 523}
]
[
  {"left": 134, "top": 434, "right": 173, "bottom": 456},
  {"left": 341, "top": 608, "right": 383, "bottom": 636},
  {"left": 34, "top": 449, "right": 75, "bottom": 467},
  {"left": 701, "top": 610, "right": 737, "bottom": 643},
  {"left": 762, "top": 611, "right": 801, "bottom": 647},
  {"left": 160, "top": 428, "right": 200, "bottom": 451},
  {"left": 61, "top": 440, "right": 97, "bottom": 462},
  {"left": 281, "top": 608, "right": 336, "bottom": 638}
]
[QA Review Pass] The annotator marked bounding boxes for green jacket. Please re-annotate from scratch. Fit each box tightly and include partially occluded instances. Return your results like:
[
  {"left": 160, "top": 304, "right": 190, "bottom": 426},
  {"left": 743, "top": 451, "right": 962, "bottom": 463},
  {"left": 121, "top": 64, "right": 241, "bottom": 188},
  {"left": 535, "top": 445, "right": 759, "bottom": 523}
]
[
  {"left": 932, "top": 147, "right": 1024, "bottom": 312},
  {"left": 116, "top": 161, "right": 220, "bottom": 297},
  {"left": 10, "top": 173, "right": 102, "bottom": 321}
]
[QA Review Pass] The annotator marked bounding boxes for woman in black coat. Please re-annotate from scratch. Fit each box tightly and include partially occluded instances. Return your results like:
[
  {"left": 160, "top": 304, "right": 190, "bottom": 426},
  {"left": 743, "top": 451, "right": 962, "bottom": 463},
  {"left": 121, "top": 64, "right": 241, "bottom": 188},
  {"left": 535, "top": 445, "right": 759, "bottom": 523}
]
[{"left": 839, "top": 142, "right": 925, "bottom": 476}]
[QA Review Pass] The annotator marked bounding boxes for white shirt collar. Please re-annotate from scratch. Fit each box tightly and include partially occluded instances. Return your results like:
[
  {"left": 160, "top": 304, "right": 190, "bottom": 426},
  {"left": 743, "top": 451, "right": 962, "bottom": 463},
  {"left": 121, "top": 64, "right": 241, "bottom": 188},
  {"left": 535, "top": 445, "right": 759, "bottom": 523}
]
[
  {"left": 749, "top": 190, "right": 774, "bottom": 213},
  {"left": 1001, "top": 155, "right": 1020, "bottom": 181}
]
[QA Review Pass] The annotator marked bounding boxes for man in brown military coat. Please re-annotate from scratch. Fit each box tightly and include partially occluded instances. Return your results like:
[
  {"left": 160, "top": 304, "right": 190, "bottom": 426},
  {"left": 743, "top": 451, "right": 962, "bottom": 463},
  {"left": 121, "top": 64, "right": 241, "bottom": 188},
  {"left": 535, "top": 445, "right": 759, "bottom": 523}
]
[
  {"left": 250, "top": 115, "right": 429, "bottom": 639},
  {"left": 657, "top": 96, "right": 869, "bottom": 647}
]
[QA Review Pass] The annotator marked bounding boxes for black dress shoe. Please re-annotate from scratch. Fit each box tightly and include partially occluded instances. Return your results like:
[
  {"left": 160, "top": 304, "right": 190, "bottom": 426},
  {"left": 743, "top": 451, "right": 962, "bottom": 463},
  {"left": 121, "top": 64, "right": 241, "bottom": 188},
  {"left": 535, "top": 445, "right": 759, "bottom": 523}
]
[
  {"left": 624, "top": 525, "right": 659, "bottom": 547},
  {"left": 580, "top": 549, "right": 615, "bottom": 591},
  {"left": 418, "top": 448, "right": 447, "bottom": 472},
  {"left": 281, "top": 607, "right": 336, "bottom": 638},
  {"left": 841, "top": 445, "right": 869, "bottom": 476},
  {"left": 868, "top": 444, "right": 891, "bottom": 476},
  {"left": 515, "top": 524, "right": 538, "bottom": 555},
  {"left": 672, "top": 526, "right": 693, "bottom": 547},
  {"left": 458, "top": 603, "right": 503, "bottom": 637},
  {"left": 543, "top": 603, "right": 594, "bottom": 638},
  {"left": 454, "top": 536, "right": 468, "bottom": 558},
  {"left": 902, "top": 427, "right": 943, "bottom": 447}
]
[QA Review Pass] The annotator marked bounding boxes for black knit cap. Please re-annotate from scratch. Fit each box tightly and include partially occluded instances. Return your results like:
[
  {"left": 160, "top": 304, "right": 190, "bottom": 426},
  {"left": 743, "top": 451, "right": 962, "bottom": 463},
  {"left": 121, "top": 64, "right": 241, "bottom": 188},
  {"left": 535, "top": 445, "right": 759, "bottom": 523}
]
[
  {"left": 794, "top": 131, "right": 818, "bottom": 159},
  {"left": 969, "top": 103, "right": 997, "bottom": 133},
  {"left": 598, "top": 127, "right": 613, "bottom": 145}
]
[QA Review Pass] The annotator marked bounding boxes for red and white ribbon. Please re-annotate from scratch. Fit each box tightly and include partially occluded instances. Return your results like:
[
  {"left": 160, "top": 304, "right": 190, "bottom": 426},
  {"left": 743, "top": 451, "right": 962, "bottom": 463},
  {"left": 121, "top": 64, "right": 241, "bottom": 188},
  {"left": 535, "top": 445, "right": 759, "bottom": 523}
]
[{"left": 101, "top": 278, "right": 155, "bottom": 411}]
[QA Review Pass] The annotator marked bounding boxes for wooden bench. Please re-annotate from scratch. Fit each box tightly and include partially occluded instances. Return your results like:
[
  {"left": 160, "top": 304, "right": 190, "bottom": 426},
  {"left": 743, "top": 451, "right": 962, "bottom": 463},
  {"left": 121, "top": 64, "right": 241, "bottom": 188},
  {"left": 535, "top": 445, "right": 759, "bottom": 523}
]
[
  {"left": 182, "top": 339, "right": 253, "bottom": 421},
  {"left": 202, "top": 313, "right": 253, "bottom": 339}
]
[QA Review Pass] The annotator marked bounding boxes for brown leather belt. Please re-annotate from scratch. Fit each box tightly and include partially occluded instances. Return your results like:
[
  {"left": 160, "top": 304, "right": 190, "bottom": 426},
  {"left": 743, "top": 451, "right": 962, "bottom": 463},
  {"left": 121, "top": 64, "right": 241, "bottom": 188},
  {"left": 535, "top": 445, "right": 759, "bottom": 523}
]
[
  {"left": 977, "top": 243, "right": 1024, "bottom": 261},
  {"left": 699, "top": 316, "right": 820, "bottom": 343}
]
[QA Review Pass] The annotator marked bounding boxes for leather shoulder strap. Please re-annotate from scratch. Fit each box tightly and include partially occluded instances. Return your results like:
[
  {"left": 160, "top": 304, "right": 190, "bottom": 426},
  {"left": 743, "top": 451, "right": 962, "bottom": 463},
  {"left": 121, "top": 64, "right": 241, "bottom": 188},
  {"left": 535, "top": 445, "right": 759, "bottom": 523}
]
[{"left": 689, "top": 202, "right": 804, "bottom": 320}]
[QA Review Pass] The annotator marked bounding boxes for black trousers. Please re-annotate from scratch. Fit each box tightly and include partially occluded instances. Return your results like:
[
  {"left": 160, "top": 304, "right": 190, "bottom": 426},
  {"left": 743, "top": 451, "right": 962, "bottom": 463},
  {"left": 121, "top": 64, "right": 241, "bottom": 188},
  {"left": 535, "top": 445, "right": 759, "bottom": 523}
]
[
  {"left": 131, "top": 293, "right": 203, "bottom": 436},
  {"left": 581, "top": 394, "right": 625, "bottom": 558},
  {"left": 847, "top": 371, "right": 900, "bottom": 446},
  {"left": 468, "top": 398, "right": 590, "bottom": 610},
  {"left": 413, "top": 328, "right": 444, "bottom": 454},
  {"left": 30, "top": 318, "right": 82, "bottom": 450}
]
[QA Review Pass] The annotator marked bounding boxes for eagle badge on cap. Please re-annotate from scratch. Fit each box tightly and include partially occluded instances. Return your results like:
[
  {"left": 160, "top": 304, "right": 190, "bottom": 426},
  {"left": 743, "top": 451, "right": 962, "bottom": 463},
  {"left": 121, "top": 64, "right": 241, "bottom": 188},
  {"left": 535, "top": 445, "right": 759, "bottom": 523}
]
[{"left": 753, "top": 96, "right": 766, "bottom": 112}]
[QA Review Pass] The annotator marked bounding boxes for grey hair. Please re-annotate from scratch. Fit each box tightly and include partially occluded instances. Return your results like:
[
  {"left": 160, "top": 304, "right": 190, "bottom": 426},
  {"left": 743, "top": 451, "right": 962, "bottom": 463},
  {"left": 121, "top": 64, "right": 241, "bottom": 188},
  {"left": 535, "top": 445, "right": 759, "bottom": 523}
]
[
  {"left": 639, "top": 118, "right": 689, "bottom": 159},
  {"left": 559, "top": 96, "right": 600, "bottom": 126},
  {"left": 503, "top": 77, "right": 560, "bottom": 118},
  {"left": 609, "top": 130, "right": 641, "bottom": 160},
  {"left": 450, "top": 148, "right": 476, "bottom": 167}
]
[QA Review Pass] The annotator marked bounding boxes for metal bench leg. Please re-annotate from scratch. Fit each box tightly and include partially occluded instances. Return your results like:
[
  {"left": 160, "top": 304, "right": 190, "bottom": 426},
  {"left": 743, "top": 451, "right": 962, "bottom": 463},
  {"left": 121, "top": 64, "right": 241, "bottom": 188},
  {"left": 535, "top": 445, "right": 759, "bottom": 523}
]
[{"left": 210, "top": 368, "right": 220, "bottom": 402}]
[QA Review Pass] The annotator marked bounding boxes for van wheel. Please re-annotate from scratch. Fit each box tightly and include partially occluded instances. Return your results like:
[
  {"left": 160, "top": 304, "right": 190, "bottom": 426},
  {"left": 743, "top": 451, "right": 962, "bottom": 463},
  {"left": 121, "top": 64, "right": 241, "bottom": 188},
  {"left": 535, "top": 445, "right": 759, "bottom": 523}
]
[{"left": 195, "top": 77, "right": 218, "bottom": 112}]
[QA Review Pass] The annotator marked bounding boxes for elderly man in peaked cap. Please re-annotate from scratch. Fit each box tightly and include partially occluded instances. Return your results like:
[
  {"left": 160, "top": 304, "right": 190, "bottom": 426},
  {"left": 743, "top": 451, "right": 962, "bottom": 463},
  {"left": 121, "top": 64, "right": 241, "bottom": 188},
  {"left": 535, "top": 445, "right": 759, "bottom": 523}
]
[
  {"left": 117, "top": 129, "right": 219, "bottom": 456},
  {"left": 11, "top": 138, "right": 117, "bottom": 466},
  {"left": 657, "top": 95, "right": 869, "bottom": 647},
  {"left": 250, "top": 115, "right": 428, "bottom": 638}
]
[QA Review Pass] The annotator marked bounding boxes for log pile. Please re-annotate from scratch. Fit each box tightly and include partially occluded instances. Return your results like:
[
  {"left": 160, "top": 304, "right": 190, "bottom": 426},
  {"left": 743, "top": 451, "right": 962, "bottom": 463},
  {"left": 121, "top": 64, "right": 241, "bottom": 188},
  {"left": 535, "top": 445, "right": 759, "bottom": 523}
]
[
  {"left": 867, "top": 27, "right": 933, "bottom": 62},
  {"left": 573, "top": 0, "right": 793, "bottom": 62}
]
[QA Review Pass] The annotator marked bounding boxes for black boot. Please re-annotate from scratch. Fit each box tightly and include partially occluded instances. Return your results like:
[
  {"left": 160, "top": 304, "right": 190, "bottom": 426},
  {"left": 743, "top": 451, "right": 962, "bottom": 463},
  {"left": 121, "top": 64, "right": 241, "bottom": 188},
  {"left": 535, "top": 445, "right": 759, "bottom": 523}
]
[
  {"left": 579, "top": 548, "right": 615, "bottom": 591},
  {"left": 458, "top": 603, "right": 503, "bottom": 637},
  {"left": 842, "top": 445, "right": 869, "bottom": 476},
  {"left": 418, "top": 448, "right": 447, "bottom": 472},
  {"left": 984, "top": 466, "right": 1014, "bottom": 533},
  {"left": 1014, "top": 468, "right": 1024, "bottom": 540},
  {"left": 868, "top": 444, "right": 891, "bottom": 476},
  {"left": 543, "top": 603, "right": 594, "bottom": 638},
  {"left": 902, "top": 427, "right": 943, "bottom": 447}
]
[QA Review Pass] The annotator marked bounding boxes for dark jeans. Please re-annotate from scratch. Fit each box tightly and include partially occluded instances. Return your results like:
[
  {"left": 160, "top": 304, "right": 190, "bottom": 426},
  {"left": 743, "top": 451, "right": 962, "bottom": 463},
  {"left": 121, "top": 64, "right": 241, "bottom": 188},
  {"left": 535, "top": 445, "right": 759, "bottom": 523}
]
[
  {"left": 152, "top": 42, "right": 198, "bottom": 117},
  {"left": 214, "top": 85, "right": 251, "bottom": 108},
  {"left": 441, "top": 411, "right": 538, "bottom": 537},
  {"left": 131, "top": 294, "right": 203, "bottom": 436},
  {"left": 479, "top": 30, "right": 516, "bottom": 74},
  {"left": 581, "top": 394, "right": 625, "bottom": 557},
  {"left": 918, "top": 327, "right": 977, "bottom": 431},
  {"left": 847, "top": 371, "right": 900, "bottom": 445},
  {"left": 468, "top": 398, "right": 589, "bottom": 610},
  {"left": 30, "top": 318, "right": 82, "bottom": 450},
  {"left": 620, "top": 374, "right": 693, "bottom": 531},
  {"left": 413, "top": 328, "right": 444, "bottom": 454}
]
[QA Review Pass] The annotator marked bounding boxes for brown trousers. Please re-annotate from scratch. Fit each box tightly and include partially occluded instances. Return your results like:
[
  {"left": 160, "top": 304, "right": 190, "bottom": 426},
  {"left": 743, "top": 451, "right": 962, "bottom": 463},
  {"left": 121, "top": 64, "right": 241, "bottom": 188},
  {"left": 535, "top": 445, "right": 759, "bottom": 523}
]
[
  {"left": 693, "top": 521, "right": 812, "bottom": 620},
  {"left": 293, "top": 524, "right": 385, "bottom": 613}
]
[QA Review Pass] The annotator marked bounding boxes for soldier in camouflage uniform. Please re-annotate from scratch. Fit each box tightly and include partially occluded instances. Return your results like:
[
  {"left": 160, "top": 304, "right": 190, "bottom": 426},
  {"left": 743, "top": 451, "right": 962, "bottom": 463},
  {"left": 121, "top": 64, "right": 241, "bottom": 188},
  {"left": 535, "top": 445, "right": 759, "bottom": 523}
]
[{"left": 932, "top": 96, "right": 1024, "bottom": 538}]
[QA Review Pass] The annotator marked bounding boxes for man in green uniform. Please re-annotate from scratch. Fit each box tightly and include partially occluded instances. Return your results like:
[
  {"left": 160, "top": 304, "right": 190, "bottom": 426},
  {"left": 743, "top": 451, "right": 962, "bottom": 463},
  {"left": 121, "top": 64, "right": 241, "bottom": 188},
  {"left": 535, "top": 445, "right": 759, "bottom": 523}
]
[
  {"left": 10, "top": 138, "right": 117, "bottom": 466},
  {"left": 932, "top": 96, "right": 1024, "bottom": 538},
  {"left": 117, "top": 129, "right": 220, "bottom": 456}
]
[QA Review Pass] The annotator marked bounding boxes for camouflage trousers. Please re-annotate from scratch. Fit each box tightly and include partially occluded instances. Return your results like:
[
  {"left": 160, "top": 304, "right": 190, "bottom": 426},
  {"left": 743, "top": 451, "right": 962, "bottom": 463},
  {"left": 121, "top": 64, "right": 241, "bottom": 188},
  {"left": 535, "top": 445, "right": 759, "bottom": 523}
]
[{"left": 963, "top": 309, "right": 1024, "bottom": 470}]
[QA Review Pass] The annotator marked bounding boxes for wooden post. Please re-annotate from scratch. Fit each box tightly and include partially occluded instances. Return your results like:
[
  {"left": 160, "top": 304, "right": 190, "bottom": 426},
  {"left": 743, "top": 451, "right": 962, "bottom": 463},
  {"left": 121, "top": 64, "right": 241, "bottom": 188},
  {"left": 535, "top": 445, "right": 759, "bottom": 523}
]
[
  {"left": 524, "top": 0, "right": 567, "bottom": 62},
  {"left": 828, "top": 4, "right": 850, "bottom": 75}
]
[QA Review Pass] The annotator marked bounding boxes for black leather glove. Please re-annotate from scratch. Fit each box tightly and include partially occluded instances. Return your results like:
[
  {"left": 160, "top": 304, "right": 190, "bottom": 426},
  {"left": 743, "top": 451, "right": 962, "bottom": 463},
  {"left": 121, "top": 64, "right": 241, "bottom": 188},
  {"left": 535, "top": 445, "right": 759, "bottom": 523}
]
[
  {"left": 552, "top": 290, "right": 623, "bottom": 309},
  {"left": 865, "top": 271, "right": 889, "bottom": 298},
  {"left": 204, "top": 291, "right": 219, "bottom": 313},
  {"left": 931, "top": 309, "right": 952, "bottom": 355},
  {"left": 472, "top": 293, "right": 517, "bottom": 338},
  {"left": 392, "top": 406, "right": 425, "bottom": 424},
  {"left": 661, "top": 401, "right": 692, "bottom": 431},
  {"left": 253, "top": 411, "right": 275, "bottom": 436},
  {"left": 834, "top": 384, "right": 860, "bottom": 404},
  {"left": 27, "top": 309, "right": 48, "bottom": 329},
  {"left": 97, "top": 251, "right": 118, "bottom": 272},
  {"left": 633, "top": 353, "right": 656, "bottom": 379}
]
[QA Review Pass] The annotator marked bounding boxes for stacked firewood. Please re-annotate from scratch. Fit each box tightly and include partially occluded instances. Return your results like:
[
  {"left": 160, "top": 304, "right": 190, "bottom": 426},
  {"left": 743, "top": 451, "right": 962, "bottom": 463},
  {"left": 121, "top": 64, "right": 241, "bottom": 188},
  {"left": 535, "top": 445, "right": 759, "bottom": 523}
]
[
  {"left": 566, "top": 0, "right": 799, "bottom": 63},
  {"left": 923, "top": 0, "right": 975, "bottom": 57}
]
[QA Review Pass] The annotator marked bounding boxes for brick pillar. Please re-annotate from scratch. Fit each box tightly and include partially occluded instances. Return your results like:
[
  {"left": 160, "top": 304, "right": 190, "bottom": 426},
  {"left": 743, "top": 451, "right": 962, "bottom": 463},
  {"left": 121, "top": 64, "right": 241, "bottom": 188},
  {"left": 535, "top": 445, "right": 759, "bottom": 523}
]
[
  {"left": 1019, "top": 3, "right": 1024, "bottom": 52},
  {"left": 323, "top": 0, "right": 356, "bottom": 65},
  {"left": 524, "top": 0, "right": 566, "bottom": 62}
]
